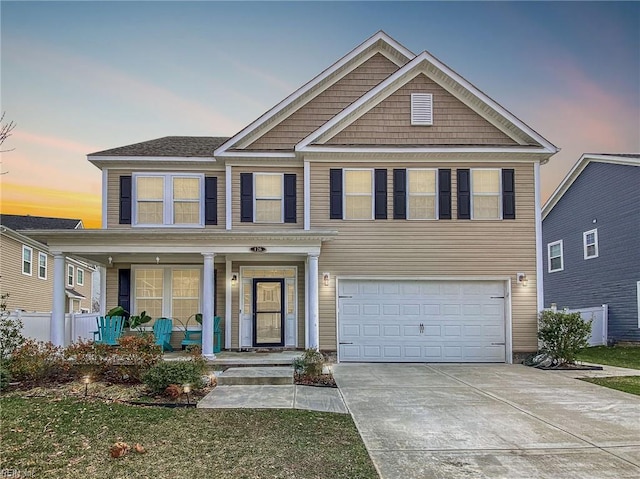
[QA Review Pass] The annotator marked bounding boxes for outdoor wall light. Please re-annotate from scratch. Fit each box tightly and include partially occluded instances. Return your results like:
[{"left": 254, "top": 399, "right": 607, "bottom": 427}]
[
  {"left": 231, "top": 274, "right": 238, "bottom": 286},
  {"left": 323, "top": 272, "right": 330, "bottom": 287},
  {"left": 155, "top": 256, "right": 160, "bottom": 265},
  {"left": 108, "top": 256, "right": 113, "bottom": 266},
  {"left": 517, "top": 273, "right": 528, "bottom": 287}
]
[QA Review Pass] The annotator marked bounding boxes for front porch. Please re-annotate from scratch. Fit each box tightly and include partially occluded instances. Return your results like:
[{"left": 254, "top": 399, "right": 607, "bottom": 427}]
[{"left": 164, "top": 349, "right": 302, "bottom": 367}]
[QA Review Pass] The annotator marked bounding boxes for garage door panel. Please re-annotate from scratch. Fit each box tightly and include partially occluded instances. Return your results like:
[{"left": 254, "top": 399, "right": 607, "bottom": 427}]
[{"left": 338, "top": 279, "right": 506, "bottom": 363}]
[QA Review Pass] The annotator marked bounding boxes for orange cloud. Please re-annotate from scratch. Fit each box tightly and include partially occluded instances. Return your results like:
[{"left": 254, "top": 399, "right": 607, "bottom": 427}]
[{"left": 12, "top": 130, "right": 99, "bottom": 155}]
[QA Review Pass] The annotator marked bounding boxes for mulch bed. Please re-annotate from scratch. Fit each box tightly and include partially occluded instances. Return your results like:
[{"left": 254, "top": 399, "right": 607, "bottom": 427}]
[
  {"left": 294, "top": 373, "right": 337, "bottom": 388},
  {"left": 534, "top": 364, "right": 603, "bottom": 371}
]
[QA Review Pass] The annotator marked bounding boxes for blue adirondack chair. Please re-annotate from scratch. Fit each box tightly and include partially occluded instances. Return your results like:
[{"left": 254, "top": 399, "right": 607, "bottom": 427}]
[
  {"left": 153, "top": 318, "right": 173, "bottom": 352},
  {"left": 92, "top": 315, "right": 124, "bottom": 346},
  {"left": 181, "top": 316, "right": 222, "bottom": 353}
]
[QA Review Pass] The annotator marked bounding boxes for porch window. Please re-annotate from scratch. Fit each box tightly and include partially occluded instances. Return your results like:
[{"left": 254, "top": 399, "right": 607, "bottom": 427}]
[
  {"left": 171, "top": 270, "right": 200, "bottom": 321},
  {"left": 67, "top": 264, "right": 74, "bottom": 287},
  {"left": 407, "top": 169, "right": 437, "bottom": 219},
  {"left": 344, "top": 169, "right": 373, "bottom": 220},
  {"left": 254, "top": 173, "right": 283, "bottom": 223},
  {"left": 583, "top": 229, "right": 599, "bottom": 259},
  {"left": 548, "top": 240, "right": 564, "bottom": 273},
  {"left": 38, "top": 252, "right": 47, "bottom": 279},
  {"left": 471, "top": 169, "right": 501, "bottom": 219},
  {"left": 134, "top": 269, "right": 164, "bottom": 319},
  {"left": 22, "top": 246, "right": 32, "bottom": 276},
  {"left": 134, "top": 173, "right": 203, "bottom": 226}
]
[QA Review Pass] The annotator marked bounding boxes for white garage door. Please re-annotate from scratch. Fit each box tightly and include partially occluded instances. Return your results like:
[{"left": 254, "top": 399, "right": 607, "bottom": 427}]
[{"left": 338, "top": 279, "right": 506, "bottom": 362}]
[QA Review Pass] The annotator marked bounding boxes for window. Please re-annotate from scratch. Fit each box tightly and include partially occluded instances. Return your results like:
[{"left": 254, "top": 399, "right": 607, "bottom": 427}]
[
  {"left": 471, "top": 169, "right": 501, "bottom": 219},
  {"left": 133, "top": 173, "right": 203, "bottom": 226},
  {"left": 407, "top": 169, "right": 437, "bottom": 219},
  {"left": 67, "top": 264, "right": 74, "bottom": 287},
  {"left": 172, "top": 270, "right": 200, "bottom": 320},
  {"left": 411, "top": 93, "right": 433, "bottom": 125},
  {"left": 548, "top": 240, "right": 564, "bottom": 273},
  {"left": 38, "top": 252, "right": 47, "bottom": 279},
  {"left": 583, "top": 229, "right": 599, "bottom": 259},
  {"left": 77, "top": 268, "right": 84, "bottom": 286},
  {"left": 254, "top": 173, "right": 283, "bottom": 223},
  {"left": 344, "top": 169, "right": 373, "bottom": 220},
  {"left": 134, "top": 269, "right": 164, "bottom": 319},
  {"left": 22, "top": 246, "right": 32, "bottom": 275}
]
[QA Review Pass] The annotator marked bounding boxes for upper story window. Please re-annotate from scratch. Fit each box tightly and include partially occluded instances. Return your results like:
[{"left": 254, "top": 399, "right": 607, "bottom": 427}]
[
  {"left": 133, "top": 173, "right": 203, "bottom": 227},
  {"left": 38, "top": 252, "right": 47, "bottom": 280},
  {"left": 344, "top": 169, "right": 373, "bottom": 220},
  {"left": 254, "top": 173, "right": 283, "bottom": 223},
  {"left": 407, "top": 169, "right": 437, "bottom": 220},
  {"left": 77, "top": 268, "right": 84, "bottom": 286},
  {"left": 22, "top": 246, "right": 32, "bottom": 276},
  {"left": 411, "top": 93, "right": 433, "bottom": 125},
  {"left": 67, "top": 264, "right": 74, "bottom": 287},
  {"left": 548, "top": 240, "right": 564, "bottom": 273},
  {"left": 583, "top": 229, "right": 599, "bottom": 259},
  {"left": 471, "top": 169, "right": 501, "bottom": 219}
]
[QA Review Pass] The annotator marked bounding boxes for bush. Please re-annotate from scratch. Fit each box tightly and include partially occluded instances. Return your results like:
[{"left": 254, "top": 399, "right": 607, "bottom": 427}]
[
  {"left": 538, "top": 310, "right": 592, "bottom": 365},
  {"left": 0, "top": 365, "right": 11, "bottom": 390},
  {"left": 293, "top": 348, "right": 324, "bottom": 378},
  {"left": 8, "top": 340, "right": 70, "bottom": 382},
  {"left": 0, "top": 294, "right": 25, "bottom": 361},
  {"left": 142, "top": 358, "right": 207, "bottom": 394}
]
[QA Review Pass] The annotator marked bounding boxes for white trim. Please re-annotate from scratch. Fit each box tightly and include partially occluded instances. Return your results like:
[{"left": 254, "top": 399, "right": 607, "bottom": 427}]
[
  {"left": 67, "top": 264, "right": 74, "bottom": 287},
  {"left": 534, "top": 162, "right": 543, "bottom": 315},
  {"left": 543, "top": 154, "right": 640, "bottom": 219},
  {"left": 304, "top": 160, "right": 311, "bottom": 231},
  {"left": 406, "top": 168, "right": 438, "bottom": 220},
  {"left": 298, "top": 145, "right": 552, "bottom": 155},
  {"left": 38, "top": 251, "right": 47, "bottom": 280},
  {"left": 343, "top": 168, "right": 375, "bottom": 220},
  {"left": 505, "top": 279, "right": 513, "bottom": 364},
  {"left": 253, "top": 172, "right": 284, "bottom": 224},
  {"left": 583, "top": 228, "right": 599, "bottom": 259},
  {"left": 547, "top": 240, "right": 564, "bottom": 273},
  {"left": 470, "top": 168, "right": 502, "bottom": 220},
  {"left": 225, "top": 258, "right": 232, "bottom": 349},
  {"left": 89, "top": 155, "right": 216, "bottom": 163},
  {"left": 217, "top": 151, "right": 297, "bottom": 159},
  {"left": 225, "top": 164, "right": 232, "bottom": 230},
  {"left": 101, "top": 168, "right": 108, "bottom": 229},
  {"left": 77, "top": 267, "right": 84, "bottom": 286},
  {"left": 22, "top": 245, "right": 33, "bottom": 276},
  {"left": 215, "top": 31, "right": 414, "bottom": 156}
]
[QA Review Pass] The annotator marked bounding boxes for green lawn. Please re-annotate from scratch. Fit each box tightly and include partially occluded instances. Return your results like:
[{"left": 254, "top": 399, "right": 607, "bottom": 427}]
[
  {"left": 576, "top": 345, "right": 640, "bottom": 369},
  {"left": 581, "top": 376, "right": 640, "bottom": 396},
  {"left": 0, "top": 397, "right": 377, "bottom": 479}
]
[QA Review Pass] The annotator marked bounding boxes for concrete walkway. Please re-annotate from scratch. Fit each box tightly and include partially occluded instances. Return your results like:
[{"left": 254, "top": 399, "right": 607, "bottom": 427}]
[{"left": 333, "top": 363, "right": 640, "bottom": 479}]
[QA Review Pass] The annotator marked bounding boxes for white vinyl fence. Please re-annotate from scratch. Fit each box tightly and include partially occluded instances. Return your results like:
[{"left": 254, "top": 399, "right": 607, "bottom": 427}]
[
  {"left": 546, "top": 304, "right": 608, "bottom": 346},
  {"left": 8, "top": 311, "right": 99, "bottom": 345}
]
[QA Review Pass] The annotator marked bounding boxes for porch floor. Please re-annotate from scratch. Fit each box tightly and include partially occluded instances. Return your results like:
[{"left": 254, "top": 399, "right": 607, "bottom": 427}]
[{"left": 163, "top": 350, "right": 302, "bottom": 368}]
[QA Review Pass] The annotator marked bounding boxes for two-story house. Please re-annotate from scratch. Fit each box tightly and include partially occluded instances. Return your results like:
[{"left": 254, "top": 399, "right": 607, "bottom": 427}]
[
  {"left": 543, "top": 153, "right": 640, "bottom": 343},
  {"left": 0, "top": 214, "right": 95, "bottom": 313},
  {"left": 27, "top": 32, "right": 557, "bottom": 362}
]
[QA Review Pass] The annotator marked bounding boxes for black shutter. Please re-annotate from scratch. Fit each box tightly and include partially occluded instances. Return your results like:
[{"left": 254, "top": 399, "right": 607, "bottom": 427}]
[
  {"left": 284, "top": 174, "right": 297, "bottom": 223},
  {"left": 374, "top": 169, "right": 387, "bottom": 220},
  {"left": 117, "top": 269, "right": 131, "bottom": 316},
  {"left": 240, "top": 173, "right": 253, "bottom": 222},
  {"left": 457, "top": 169, "right": 471, "bottom": 219},
  {"left": 502, "top": 169, "right": 516, "bottom": 220},
  {"left": 329, "top": 169, "right": 343, "bottom": 219},
  {"left": 205, "top": 177, "right": 218, "bottom": 225},
  {"left": 393, "top": 169, "right": 406, "bottom": 219},
  {"left": 438, "top": 169, "right": 452, "bottom": 220},
  {"left": 119, "top": 176, "right": 132, "bottom": 225}
]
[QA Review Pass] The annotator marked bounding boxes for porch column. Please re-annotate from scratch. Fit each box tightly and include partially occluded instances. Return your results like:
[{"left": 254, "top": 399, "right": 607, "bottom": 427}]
[
  {"left": 99, "top": 265, "right": 107, "bottom": 316},
  {"left": 51, "top": 253, "right": 66, "bottom": 347},
  {"left": 308, "top": 253, "right": 320, "bottom": 350},
  {"left": 202, "top": 253, "right": 216, "bottom": 359}
]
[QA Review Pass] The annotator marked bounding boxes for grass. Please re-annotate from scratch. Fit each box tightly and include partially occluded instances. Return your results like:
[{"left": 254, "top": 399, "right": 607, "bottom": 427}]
[
  {"left": 581, "top": 377, "right": 640, "bottom": 396},
  {"left": 0, "top": 397, "right": 377, "bottom": 479},
  {"left": 576, "top": 345, "right": 640, "bottom": 370}
]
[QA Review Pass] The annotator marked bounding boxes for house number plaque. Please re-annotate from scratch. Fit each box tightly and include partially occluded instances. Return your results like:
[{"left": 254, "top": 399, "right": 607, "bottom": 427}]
[{"left": 250, "top": 246, "right": 267, "bottom": 253}]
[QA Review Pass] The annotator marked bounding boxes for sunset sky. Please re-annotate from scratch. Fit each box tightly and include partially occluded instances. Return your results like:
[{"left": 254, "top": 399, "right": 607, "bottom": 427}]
[{"left": 1, "top": 1, "right": 638, "bottom": 228}]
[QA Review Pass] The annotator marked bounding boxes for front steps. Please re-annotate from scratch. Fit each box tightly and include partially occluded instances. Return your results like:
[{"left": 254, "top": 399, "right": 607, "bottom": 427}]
[{"left": 216, "top": 366, "right": 294, "bottom": 386}]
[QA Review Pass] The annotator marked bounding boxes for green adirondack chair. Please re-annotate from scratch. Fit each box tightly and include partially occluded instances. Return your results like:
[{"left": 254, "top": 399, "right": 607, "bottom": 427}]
[
  {"left": 153, "top": 318, "right": 173, "bottom": 352},
  {"left": 92, "top": 315, "right": 124, "bottom": 346},
  {"left": 181, "top": 316, "right": 222, "bottom": 353}
]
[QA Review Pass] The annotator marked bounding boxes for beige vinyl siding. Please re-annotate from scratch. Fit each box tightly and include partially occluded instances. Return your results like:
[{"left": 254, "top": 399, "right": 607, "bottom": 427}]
[
  {"left": 311, "top": 161, "right": 537, "bottom": 353},
  {"left": 70, "top": 264, "right": 93, "bottom": 312},
  {"left": 246, "top": 54, "right": 399, "bottom": 150},
  {"left": 231, "top": 167, "right": 304, "bottom": 229},
  {"left": 326, "top": 74, "right": 518, "bottom": 146},
  {"left": 106, "top": 169, "right": 225, "bottom": 230},
  {"left": 230, "top": 261, "right": 305, "bottom": 349}
]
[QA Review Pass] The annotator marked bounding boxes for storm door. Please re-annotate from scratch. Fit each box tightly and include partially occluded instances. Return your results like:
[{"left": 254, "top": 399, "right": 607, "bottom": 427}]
[{"left": 252, "top": 278, "right": 285, "bottom": 347}]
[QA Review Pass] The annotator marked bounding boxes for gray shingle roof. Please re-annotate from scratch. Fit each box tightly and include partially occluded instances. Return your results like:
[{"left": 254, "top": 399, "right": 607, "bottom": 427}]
[
  {"left": 0, "top": 214, "right": 82, "bottom": 230},
  {"left": 89, "top": 136, "right": 230, "bottom": 157}
]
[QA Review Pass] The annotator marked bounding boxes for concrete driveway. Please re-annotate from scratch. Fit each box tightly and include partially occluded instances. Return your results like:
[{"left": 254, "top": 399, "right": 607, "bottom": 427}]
[{"left": 333, "top": 363, "right": 640, "bottom": 479}]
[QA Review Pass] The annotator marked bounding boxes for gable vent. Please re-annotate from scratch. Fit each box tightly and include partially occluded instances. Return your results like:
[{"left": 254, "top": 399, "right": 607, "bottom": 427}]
[{"left": 411, "top": 93, "right": 433, "bottom": 126}]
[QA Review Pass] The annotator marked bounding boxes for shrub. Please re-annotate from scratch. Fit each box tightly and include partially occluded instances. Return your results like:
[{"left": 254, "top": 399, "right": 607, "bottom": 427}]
[
  {"left": 538, "top": 310, "right": 592, "bottom": 365},
  {"left": 143, "top": 358, "right": 207, "bottom": 394},
  {"left": 0, "top": 294, "right": 25, "bottom": 361},
  {"left": 293, "top": 348, "right": 324, "bottom": 378},
  {"left": 8, "top": 340, "right": 69, "bottom": 382},
  {"left": 0, "top": 365, "right": 11, "bottom": 390}
]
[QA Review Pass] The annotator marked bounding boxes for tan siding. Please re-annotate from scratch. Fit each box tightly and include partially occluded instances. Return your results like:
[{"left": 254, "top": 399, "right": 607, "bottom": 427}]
[
  {"left": 326, "top": 74, "right": 518, "bottom": 146},
  {"left": 106, "top": 169, "right": 225, "bottom": 230},
  {"left": 246, "top": 54, "right": 399, "bottom": 150},
  {"left": 0, "top": 233, "right": 54, "bottom": 312},
  {"left": 311, "top": 162, "right": 537, "bottom": 353},
  {"left": 231, "top": 167, "right": 304, "bottom": 230},
  {"left": 68, "top": 263, "right": 93, "bottom": 312}
]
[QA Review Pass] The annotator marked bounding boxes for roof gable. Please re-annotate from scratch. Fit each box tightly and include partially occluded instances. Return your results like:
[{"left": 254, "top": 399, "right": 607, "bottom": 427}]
[
  {"left": 542, "top": 153, "right": 640, "bottom": 218},
  {"left": 214, "top": 31, "right": 415, "bottom": 156},
  {"left": 297, "top": 51, "right": 558, "bottom": 154}
]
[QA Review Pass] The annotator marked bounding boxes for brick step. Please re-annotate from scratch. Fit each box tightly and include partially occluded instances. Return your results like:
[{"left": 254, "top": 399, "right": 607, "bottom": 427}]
[{"left": 216, "top": 366, "right": 294, "bottom": 386}]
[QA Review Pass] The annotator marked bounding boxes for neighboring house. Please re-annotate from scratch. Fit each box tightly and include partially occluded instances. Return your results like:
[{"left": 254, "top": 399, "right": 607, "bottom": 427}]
[
  {"left": 542, "top": 154, "right": 640, "bottom": 342},
  {"left": 0, "top": 214, "right": 95, "bottom": 313},
  {"left": 26, "top": 32, "right": 558, "bottom": 362}
]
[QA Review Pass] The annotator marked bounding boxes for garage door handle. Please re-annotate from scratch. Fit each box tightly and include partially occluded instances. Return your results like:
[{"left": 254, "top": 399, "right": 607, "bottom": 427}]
[
  {"left": 338, "top": 295, "right": 352, "bottom": 299},
  {"left": 491, "top": 342, "right": 506, "bottom": 345},
  {"left": 339, "top": 342, "right": 354, "bottom": 345}
]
